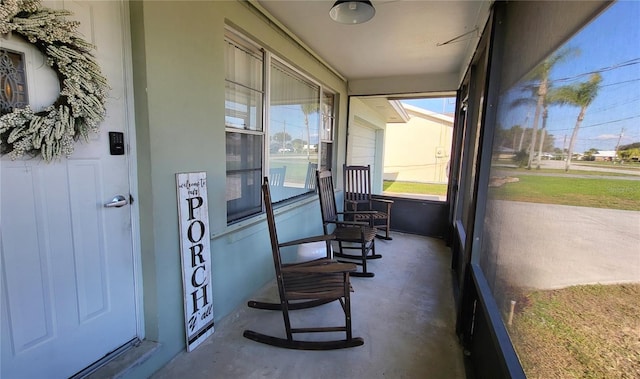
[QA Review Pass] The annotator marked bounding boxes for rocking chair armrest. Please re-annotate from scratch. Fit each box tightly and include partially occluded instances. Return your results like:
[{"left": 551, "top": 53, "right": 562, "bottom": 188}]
[
  {"left": 282, "top": 262, "right": 357, "bottom": 274},
  {"left": 371, "top": 197, "right": 394, "bottom": 205},
  {"left": 326, "top": 220, "right": 369, "bottom": 227},
  {"left": 284, "top": 258, "right": 336, "bottom": 268},
  {"left": 278, "top": 234, "right": 335, "bottom": 248},
  {"left": 339, "top": 210, "right": 377, "bottom": 215}
]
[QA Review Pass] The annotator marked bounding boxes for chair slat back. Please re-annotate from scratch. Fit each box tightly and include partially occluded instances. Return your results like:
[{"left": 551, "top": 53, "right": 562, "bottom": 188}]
[
  {"left": 269, "top": 167, "right": 286, "bottom": 187},
  {"left": 344, "top": 165, "right": 373, "bottom": 208},
  {"left": 316, "top": 170, "right": 338, "bottom": 230},
  {"left": 304, "top": 162, "right": 318, "bottom": 191}
]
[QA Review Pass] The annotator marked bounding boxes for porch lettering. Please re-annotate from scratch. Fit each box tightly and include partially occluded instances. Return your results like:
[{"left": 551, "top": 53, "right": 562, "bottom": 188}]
[
  {"left": 187, "top": 196, "right": 203, "bottom": 220},
  {"left": 187, "top": 219, "right": 205, "bottom": 243},
  {"left": 191, "top": 285, "right": 209, "bottom": 313},
  {"left": 191, "top": 265, "right": 206, "bottom": 287},
  {"left": 190, "top": 243, "right": 205, "bottom": 267}
]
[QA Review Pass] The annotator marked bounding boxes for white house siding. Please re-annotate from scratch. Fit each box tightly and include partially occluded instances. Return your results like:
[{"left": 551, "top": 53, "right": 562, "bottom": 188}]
[
  {"left": 346, "top": 98, "right": 387, "bottom": 193},
  {"left": 384, "top": 105, "right": 453, "bottom": 184},
  {"left": 348, "top": 121, "right": 377, "bottom": 166}
]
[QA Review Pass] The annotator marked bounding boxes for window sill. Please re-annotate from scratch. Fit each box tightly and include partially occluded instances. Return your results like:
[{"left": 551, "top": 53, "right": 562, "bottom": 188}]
[{"left": 211, "top": 194, "right": 318, "bottom": 243}]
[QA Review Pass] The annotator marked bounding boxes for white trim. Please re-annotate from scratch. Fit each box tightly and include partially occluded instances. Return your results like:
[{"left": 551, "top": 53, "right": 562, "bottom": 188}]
[{"left": 118, "top": 0, "right": 145, "bottom": 340}]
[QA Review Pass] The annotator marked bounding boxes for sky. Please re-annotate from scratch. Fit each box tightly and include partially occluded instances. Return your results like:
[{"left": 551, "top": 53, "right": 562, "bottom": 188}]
[
  {"left": 404, "top": 1, "right": 640, "bottom": 154},
  {"left": 403, "top": 97, "right": 456, "bottom": 115}
]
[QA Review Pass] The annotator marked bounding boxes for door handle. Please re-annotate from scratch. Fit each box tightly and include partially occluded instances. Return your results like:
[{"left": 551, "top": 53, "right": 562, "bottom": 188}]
[{"left": 104, "top": 195, "right": 128, "bottom": 208}]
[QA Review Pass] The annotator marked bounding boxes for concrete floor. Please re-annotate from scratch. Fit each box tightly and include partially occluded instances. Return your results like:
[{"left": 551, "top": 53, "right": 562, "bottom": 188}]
[{"left": 152, "top": 232, "right": 466, "bottom": 379}]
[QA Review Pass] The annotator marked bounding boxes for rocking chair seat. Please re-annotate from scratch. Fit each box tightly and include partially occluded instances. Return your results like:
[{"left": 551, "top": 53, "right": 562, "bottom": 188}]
[
  {"left": 282, "top": 263, "right": 355, "bottom": 299},
  {"left": 332, "top": 225, "right": 382, "bottom": 262},
  {"left": 333, "top": 224, "right": 378, "bottom": 242}
]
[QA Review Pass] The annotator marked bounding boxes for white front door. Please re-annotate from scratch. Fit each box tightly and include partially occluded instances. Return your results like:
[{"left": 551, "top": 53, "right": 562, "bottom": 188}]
[{"left": 1, "top": 1, "right": 139, "bottom": 378}]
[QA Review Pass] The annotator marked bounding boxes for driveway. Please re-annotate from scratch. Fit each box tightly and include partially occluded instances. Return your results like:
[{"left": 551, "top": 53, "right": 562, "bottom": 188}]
[{"left": 484, "top": 200, "right": 640, "bottom": 290}]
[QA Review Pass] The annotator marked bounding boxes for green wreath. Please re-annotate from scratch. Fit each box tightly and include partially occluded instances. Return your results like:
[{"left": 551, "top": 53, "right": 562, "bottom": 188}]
[{"left": 0, "top": 0, "right": 108, "bottom": 162}]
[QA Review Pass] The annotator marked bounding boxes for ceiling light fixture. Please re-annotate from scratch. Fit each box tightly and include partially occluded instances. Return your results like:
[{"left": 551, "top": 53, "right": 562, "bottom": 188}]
[{"left": 329, "top": 1, "right": 375, "bottom": 25}]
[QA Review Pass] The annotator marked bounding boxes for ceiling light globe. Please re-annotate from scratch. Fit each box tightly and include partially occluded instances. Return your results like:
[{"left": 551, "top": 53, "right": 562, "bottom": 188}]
[{"left": 329, "top": 1, "right": 375, "bottom": 24}]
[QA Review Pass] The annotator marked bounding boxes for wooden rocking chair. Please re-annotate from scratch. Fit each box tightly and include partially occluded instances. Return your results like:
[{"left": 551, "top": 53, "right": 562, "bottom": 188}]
[
  {"left": 243, "top": 177, "right": 364, "bottom": 350},
  {"left": 343, "top": 164, "right": 394, "bottom": 240},
  {"left": 316, "top": 169, "right": 381, "bottom": 278}
]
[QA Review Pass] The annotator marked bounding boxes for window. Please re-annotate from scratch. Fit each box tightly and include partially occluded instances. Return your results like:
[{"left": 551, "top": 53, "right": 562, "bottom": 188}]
[
  {"left": 0, "top": 48, "right": 28, "bottom": 114},
  {"left": 268, "top": 59, "right": 320, "bottom": 203},
  {"left": 479, "top": 2, "right": 640, "bottom": 377},
  {"left": 225, "top": 30, "right": 334, "bottom": 222},
  {"left": 225, "top": 34, "right": 264, "bottom": 223}
]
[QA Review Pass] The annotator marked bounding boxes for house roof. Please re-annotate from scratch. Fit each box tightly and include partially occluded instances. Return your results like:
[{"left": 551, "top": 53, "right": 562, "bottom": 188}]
[{"left": 402, "top": 103, "right": 454, "bottom": 125}]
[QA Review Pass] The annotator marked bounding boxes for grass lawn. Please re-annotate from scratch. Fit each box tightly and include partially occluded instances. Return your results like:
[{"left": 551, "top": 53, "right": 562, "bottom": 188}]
[
  {"left": 489, "top": 176, "right": 640, "bottom": 211},
  {"left": 269, "top": 157, "right": 316, "bottom": 185},
  {"left": 510, "top": 283, "right": 640, "bottom": 379},
  {"left": 383, "top": 180, "right": 448, "bottom": 195},
  {"left": 495, "top": 167, "right": 639, "bottom": 177}
]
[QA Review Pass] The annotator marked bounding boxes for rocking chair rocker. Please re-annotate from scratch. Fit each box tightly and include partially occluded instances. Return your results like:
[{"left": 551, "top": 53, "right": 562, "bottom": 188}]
[{"left": 242, "top": 177, "right": 364, "bottom": 350}]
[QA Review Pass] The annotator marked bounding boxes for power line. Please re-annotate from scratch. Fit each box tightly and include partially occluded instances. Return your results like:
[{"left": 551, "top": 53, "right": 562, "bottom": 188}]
[
  {"left": 600, "top": 78, "right": 640, "bottom": 88},
  {"left": 549, "top": 58, "right": 640, "bottom": 85},
  {"left": 547, "top": 114, "right": 640, "bottom": 132}
]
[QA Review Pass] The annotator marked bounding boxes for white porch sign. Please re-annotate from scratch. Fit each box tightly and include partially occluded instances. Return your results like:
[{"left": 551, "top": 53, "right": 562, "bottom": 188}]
[{"left": 176, "top": 172, "right": 215, "bottom": 351}]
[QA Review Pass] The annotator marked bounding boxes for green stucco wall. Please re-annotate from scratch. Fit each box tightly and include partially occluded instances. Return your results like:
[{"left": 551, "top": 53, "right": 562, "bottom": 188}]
[{"left": 127, "top": 1, "right": 348, "bottom": 376}]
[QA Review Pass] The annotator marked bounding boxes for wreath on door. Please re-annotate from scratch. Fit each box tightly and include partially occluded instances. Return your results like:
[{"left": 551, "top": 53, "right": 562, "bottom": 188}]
[{"left": 0, "top": 0, "right": 109, "bottom": 162}]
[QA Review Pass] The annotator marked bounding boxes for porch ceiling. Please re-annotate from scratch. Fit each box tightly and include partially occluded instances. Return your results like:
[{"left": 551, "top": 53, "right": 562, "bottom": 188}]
[{"left": 256, "top": 0, "right": 491, "bottom": 81}]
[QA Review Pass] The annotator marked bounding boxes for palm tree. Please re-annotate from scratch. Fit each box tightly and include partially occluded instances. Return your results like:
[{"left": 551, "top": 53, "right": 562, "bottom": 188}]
[
  {"left": 548, "top": 73, "right": 603, "bottom": 171},
  {"left": 301, "top": 101, "right": 319, "bottom": 159},
  {"left": 511, "top": 47, "right": 579, "bottom": 169}
]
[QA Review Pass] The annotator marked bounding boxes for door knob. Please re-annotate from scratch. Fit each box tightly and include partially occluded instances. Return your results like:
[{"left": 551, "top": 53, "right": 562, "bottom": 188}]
[{"left": 104, "top": 195, "right": 128, "bottom": 208}]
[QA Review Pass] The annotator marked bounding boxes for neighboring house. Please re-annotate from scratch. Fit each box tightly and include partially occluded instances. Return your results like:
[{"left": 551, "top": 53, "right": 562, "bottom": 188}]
[
  {"left": 384, "top": 104, "right": 454, "bottom": 184},
  {"left": 493, "top": 146, "right": 518, "bottom": 160},
  {"left": 593, "top": 150, "right": 617, "bottom": 161}
]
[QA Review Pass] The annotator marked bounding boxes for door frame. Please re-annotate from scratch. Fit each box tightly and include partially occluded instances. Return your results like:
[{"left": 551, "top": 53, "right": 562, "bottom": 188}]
[{"left": 115, "top": 0, "right": 144, "bottom": 340}]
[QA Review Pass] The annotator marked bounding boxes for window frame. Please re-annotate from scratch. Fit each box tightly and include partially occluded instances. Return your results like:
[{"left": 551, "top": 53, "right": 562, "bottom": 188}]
[
  {"left": 320, "top": 89, "right": 336, "bottom": 171},
  {"left": 0, "top": 48, "right": 29, "bottom": 114}
]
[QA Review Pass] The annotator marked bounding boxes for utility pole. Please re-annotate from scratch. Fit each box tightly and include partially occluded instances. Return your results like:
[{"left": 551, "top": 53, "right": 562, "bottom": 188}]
[
  {"left": 282, "top": 120, "right": 286, "bottom": 150},
  {"left": 615, "top": 127, "right": 624, "bottom": 162}
]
